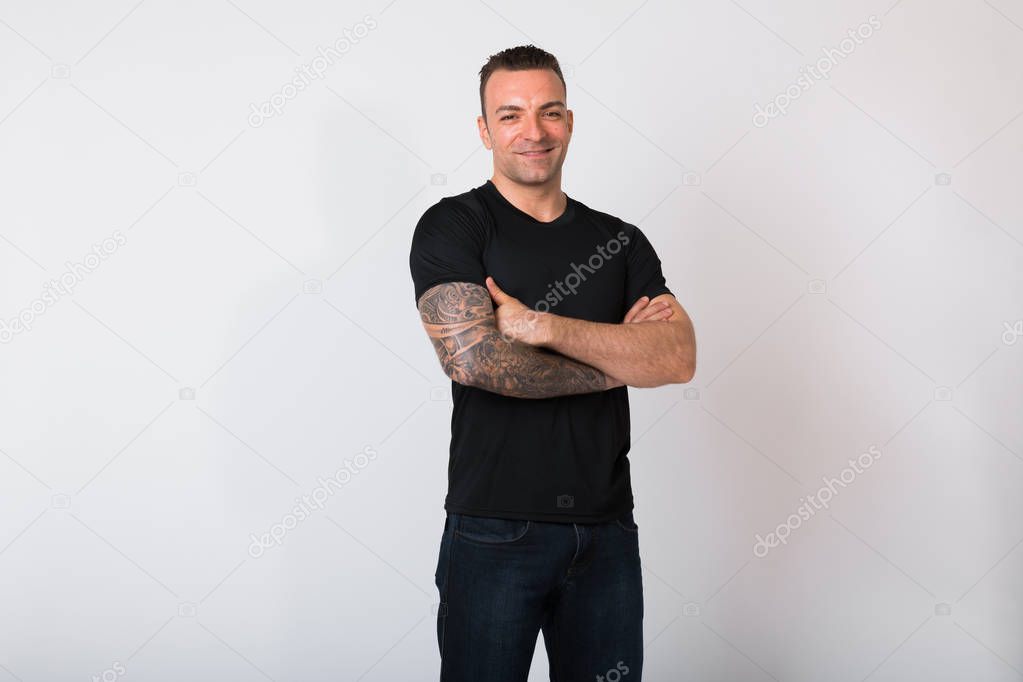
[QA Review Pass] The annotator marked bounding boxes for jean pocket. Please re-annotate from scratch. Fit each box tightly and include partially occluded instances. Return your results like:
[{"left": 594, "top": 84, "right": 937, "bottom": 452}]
[
  {"left": 454, "top": 514, "right": 531, "bottom": 545},
  {"left": 615, "top": 510, "right": 639, "bottom": 533}
]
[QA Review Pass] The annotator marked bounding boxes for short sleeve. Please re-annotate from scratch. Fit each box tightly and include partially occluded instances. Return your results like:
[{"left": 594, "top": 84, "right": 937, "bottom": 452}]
[
  {"left": 409, "top": 199, "right": 488, "bottom": 306},
  {"left": 623, "top": 222, "right": 673, "bottom": 310}
]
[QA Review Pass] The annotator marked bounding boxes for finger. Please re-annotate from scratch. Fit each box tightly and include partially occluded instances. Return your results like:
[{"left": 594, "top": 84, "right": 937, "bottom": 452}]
[
  {"left": 624, "top": 297, "right": 649, "bottom": 323},
  {"left": 623, "top": 296, "right": 649, "bottom": 323},
  {"left": 634, "top": 307, "right": 673, "bottom": 323},
  {"left": 485, "top": 276, "right": 506, "bottom": 303},
  {"left": 632, "top": 300, "right": 668, "bottom": 323},
  {"left": 645, "top": 305, "right": 674, "bottom": 322},
  {"left": 632, "top": 302, "right": 661, "bottom": 322}
]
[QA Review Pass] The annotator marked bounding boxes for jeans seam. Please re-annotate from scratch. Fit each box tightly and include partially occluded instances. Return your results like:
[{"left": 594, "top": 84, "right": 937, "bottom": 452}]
[
  {"left": 615, "top": 518, "right": 639, "bottom": 533},
  {"left": 438, "top": 520, "right": 456, "bottom": 679},
  {"left": 548, "top": 602, "right": 562, "bottom": 682}
]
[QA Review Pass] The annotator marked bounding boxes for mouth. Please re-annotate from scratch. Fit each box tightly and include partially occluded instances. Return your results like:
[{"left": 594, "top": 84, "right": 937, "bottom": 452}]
[{"left": 517, "top": 147, "right": 554, "bottom": 158}]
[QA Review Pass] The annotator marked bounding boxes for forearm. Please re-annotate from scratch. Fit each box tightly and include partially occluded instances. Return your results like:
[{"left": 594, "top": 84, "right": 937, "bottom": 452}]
[
  {"left": 418, "top": 282, "right": 618, "bottom": 399},
  {"left": 540, "top": 315, "right": 692, "bottom": 388},
  {"left": 457, "top": 335, "right": 618, "bottom": 399}
]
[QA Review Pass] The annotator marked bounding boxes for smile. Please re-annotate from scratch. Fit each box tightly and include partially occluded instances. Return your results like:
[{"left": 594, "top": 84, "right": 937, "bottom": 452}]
[{"left": 518, "top": 148, "right": 554, "bottom": 157}]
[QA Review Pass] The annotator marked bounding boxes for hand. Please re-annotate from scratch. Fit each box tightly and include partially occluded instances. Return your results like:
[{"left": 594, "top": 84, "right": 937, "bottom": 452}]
[
  {"left": 485, "top": 276, "right": 548, "bottom": 346},
  {"left": 604, "top": 296, "right": 673, "bottom": 389},
  {"left": 623, "top": 296, "right": 673, "bottom": 323}
]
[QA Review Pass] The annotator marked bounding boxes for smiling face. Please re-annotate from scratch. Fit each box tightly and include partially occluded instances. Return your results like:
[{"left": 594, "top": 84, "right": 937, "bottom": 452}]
[{"left": 477, "top": 68, "right": 573, "bottom": 188}]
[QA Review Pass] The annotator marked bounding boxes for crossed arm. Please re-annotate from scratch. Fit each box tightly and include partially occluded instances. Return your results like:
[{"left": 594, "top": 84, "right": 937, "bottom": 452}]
[
  {"left": 534, "top": 291, "right": 696, "bottom": 388},
  {"left": 417, "top": 280, "right": 695, "bottom": 398}
]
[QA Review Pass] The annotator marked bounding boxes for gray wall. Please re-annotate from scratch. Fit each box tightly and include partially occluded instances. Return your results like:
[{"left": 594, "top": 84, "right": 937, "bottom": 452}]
[{"left": 1, "top": 0, "right": 1022, "bottom": 680}]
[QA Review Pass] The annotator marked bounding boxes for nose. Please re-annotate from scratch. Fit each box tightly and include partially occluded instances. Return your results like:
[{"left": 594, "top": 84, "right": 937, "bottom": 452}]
[{"left": 523, "top": 112, "right": 545, "bottom": 143}]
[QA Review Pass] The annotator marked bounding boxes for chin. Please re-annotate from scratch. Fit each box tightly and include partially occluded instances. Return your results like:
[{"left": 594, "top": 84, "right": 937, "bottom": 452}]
[{"left": 512, "top": 166, "right": 559, "bottom": 185}]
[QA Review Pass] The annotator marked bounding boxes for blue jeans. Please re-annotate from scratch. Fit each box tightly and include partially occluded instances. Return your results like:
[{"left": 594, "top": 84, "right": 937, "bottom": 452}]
[{"left": 434, "top": 510, "right": 644, "bottom": 682}]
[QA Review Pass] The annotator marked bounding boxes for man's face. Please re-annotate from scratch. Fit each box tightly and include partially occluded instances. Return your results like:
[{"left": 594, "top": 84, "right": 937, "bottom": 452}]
[{"left": 478, "top": 68, "right": 573, "bottom": 187}]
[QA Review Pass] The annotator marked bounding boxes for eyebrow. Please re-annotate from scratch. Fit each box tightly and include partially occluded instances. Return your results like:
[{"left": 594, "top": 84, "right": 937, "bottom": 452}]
[{"left": 494, "top": 100, "right": 566, "bottom": 114}]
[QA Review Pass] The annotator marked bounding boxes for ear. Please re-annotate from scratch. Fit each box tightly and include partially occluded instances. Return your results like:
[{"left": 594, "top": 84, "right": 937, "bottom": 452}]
[{"left": 477, "top": 115, "right": 492, "bottom": 150}]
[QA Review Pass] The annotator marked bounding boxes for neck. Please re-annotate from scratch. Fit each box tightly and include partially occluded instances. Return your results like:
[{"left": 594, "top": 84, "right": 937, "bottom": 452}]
[{"left": 489, "top": 173, "right": 567, "bottom": 223}]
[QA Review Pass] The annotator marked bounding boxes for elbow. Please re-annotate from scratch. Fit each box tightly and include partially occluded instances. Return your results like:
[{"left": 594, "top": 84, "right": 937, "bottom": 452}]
[
  {"left": 638, "top": 350, "right": 695, "bottom": 388},
  {"left": 675, "top": 362, "right": 695, "bottom": 384},
  {"left": 667, "top": 363, "right": 694, "bottom": 385},
  {"left": 444, "top": 360, "right": 475, "bottom": 388},
  {"left": 675, "top": 328, "right": 696, "bottom": 383},
  {"left": 443, "top": 352, "right": 482, "bottom": 388},
  {"left": 671, "top": 347, "right": 696, "bottom": 384},
  {"left": 640, "top": 360, "right": 692, "bottom": 388}
]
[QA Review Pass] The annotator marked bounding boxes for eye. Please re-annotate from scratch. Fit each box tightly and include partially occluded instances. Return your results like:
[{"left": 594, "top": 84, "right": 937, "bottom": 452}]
[
  {"left": 501, "top": 114, "right": 515, "bottom": 121},
  {"left": 545, "top": 112, "right": 561, "bottom": 118}
]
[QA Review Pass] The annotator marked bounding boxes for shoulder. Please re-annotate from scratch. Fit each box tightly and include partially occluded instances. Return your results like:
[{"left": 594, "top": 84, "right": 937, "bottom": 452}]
[
  {"left": 574, "top": 197, "right": 615, "bottom": 224},
  {"left": 417, "top": 186, "right": 489, "bottom": 227},
  {"left": 572, "top": 198, "right": 642, "bottom": 249},
  {"left": 570, "top": 197, "right": 634, "bottom": 237},
  {"left": 411, "top": 188, "right": 494, "bottom": 265}
]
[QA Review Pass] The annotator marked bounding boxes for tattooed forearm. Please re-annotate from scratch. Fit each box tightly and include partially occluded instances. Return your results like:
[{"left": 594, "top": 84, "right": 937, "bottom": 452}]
[{"left": 417, "top": 282, "right": 615, "bottom": 398}]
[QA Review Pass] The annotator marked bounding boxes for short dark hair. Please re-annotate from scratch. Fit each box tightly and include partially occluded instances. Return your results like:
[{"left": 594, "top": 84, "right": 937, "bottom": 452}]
[{"left": 478, "top": 45, "right": 566, "bottom": 122}]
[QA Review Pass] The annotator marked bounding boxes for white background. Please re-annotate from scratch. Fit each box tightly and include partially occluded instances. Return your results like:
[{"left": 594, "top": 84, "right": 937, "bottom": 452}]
[{"left": 1, "top": 0, "right": 1022, "bottom": 680}]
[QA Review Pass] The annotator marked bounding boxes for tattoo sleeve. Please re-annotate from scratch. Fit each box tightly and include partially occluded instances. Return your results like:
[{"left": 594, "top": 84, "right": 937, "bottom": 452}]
[{"left": 417, "top": 282, "right": 614, "bottom": 398}]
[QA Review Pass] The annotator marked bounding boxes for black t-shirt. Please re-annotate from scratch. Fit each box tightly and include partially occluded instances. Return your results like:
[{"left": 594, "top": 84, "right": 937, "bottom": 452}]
[{"left": 409, "top": 179, "right": 673, "bottom": 523}]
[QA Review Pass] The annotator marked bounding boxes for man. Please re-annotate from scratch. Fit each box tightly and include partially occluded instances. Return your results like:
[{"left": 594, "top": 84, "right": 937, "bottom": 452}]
[{"left": 409, "top": 45, "right": 696, "bottom": 682}]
